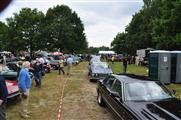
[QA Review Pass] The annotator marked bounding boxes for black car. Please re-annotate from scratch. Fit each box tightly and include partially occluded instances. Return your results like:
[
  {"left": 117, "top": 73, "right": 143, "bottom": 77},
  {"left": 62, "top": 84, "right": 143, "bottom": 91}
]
[
  {"left": 88, "top": 62, "right": 113, "bottom": 81},
  {"left": 97, "top": 74, "right": 181, "bottom": 120},
  {"left": 0, "top": 66, "right": 17, "bottom": 80}
]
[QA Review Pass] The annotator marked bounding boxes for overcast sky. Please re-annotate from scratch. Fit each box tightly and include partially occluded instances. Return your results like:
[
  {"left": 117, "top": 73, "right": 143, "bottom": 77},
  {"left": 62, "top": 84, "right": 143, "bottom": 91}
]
[{"left": 0, "top": 0, "right": 144, "bottom": 47}]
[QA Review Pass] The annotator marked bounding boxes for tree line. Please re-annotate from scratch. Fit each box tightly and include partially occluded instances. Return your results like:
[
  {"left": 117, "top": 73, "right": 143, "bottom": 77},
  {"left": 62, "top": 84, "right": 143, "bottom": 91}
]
[
  {"left": 0, "top": 5, "right": 88, "bottom": 55},
  {"left": 111, "top": 0, "right": 181, "bottom": 55}
]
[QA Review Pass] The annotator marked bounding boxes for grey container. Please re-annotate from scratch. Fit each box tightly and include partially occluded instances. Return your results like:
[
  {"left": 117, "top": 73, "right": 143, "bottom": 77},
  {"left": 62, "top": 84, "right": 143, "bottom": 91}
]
[
  {"left": 171, "top": 51, "right": 181, "bottom": 83},
  {"left": 149, "top": 51, "right": 171, "bottom": 84}
]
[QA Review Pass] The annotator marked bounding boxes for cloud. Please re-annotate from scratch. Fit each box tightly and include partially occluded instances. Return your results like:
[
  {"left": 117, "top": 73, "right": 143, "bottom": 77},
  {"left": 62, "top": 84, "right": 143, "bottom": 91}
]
[
  {"left": 85, "top": 15, "right": 132, "bottom": 47},
  {"left": 0, "top": 0, "right": 143, "bottom": 47},
  {"left": 67, "top": 2, "right": 143, "bottom": 47}
]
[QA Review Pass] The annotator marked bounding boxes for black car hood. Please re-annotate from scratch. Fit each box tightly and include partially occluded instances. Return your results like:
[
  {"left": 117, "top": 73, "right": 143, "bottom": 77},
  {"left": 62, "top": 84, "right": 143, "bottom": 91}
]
[
  {"left": 125, "top": 98, "right": 181, "bottom": 120},
  {"left": 92, "top": 67, "right": 113, "bottom": 74}
]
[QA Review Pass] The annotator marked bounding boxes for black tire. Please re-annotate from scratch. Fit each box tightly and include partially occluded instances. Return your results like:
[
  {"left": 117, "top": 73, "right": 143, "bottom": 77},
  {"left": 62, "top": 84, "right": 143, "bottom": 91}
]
[
  {"left": 97, "top": 90, "right": 105, "bottom": 106},
  {"left": 89, "top": 78, "right": 97, "bottom": 82},
  {"left": 52, "top": 65, "right": 56, "bottom": 70},
  {"left": 44, "top": 68, "right": 50, "bottom": 73}
]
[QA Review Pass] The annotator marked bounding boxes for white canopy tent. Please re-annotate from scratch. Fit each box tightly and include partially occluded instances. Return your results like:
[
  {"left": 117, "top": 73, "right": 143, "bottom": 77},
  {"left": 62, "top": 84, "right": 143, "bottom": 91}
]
[{"left": 98, "top": 51, "right": 116, "bottom": 55}]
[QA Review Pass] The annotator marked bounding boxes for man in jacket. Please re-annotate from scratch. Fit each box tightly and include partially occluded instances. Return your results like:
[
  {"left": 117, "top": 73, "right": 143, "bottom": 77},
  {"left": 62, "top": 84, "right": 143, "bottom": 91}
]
[
  {"left": 0, "top": 75, "right": 8, "bottom": 120},
  {"left": 66, "top": 55, "right": 73, "bottom": 76},
  {"left": 33, "top": 58, "right": 42, "bottom": 88},
  {"left": 18, "top": 61, "right": 31, "bottom": 118}
]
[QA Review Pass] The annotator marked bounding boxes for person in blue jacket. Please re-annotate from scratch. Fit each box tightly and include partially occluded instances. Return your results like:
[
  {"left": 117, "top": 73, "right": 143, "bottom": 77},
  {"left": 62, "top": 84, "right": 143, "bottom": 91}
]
[
  {"left": 0, "top": 75, "right": 8, "bottom": 120},
  {"left": 18, "top": 61, "right": 32, "bottom": 118}
]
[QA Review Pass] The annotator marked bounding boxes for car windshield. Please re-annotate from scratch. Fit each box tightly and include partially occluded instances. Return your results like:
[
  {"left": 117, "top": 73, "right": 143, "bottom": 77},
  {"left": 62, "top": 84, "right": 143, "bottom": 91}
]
[
  {"left": 125, "top": 82, "right": 174, "bottom": 101},
  {"left": 93, "top": 63, "right": 108, "bottom": 69}
]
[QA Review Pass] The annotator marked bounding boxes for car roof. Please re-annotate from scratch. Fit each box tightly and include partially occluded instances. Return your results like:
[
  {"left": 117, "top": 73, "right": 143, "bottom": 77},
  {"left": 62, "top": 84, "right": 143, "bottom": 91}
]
[{"left": 112, "top": 74, "right": 156, "bottom": 84}]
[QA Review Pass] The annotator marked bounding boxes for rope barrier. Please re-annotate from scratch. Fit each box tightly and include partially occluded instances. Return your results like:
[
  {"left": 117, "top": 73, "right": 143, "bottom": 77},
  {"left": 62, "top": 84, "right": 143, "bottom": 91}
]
[{"left": 57, "top": 76, "right": 69, "bottom": 120}]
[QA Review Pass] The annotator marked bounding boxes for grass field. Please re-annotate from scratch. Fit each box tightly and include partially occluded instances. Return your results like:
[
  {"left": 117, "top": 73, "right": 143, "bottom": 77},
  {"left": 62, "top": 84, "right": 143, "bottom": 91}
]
[{"left": 109, "top": 62, "right": 148, "bottom": 76}]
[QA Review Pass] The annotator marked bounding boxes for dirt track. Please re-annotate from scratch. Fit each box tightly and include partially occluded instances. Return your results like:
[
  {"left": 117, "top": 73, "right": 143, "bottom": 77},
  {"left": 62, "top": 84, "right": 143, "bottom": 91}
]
[{"left": 61, "top": 62, "right": 115, "bottom": 120}]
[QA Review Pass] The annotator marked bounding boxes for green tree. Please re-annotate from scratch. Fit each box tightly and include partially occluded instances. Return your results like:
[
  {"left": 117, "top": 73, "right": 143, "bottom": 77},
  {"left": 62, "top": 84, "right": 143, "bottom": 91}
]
[
  {"left": 6, "top": 8, "right": 45, "bottom": 55},
  {"left": 151, "top": 0, "right": 181, "bottom": 50},
  {"left": 0, "top": 21, "right": 8, "bottom": 51},
  {"left": 45, "top": 5, "right": 88, "bottom": 53},
  {"left": 111, "top": 33, "right": 128, "bottom": 54},
  {"left": 87, "top": 46, "right": 111, "bottom": 54},
  {"left": 111, "top": 0, "right": 181, "bottom": 54}
]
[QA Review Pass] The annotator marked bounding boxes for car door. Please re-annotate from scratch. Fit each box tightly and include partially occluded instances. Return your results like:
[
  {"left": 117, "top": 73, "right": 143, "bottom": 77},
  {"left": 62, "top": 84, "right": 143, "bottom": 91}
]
[
  {"left": 101, "top": 76, "right": 115, "bottom": 104},
  {"left": 109, "top": 80, "right": 134, "bottom": 120}
]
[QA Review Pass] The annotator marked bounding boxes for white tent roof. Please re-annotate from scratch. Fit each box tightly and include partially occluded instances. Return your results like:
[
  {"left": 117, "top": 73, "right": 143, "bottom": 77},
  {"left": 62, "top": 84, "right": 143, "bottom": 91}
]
[{"left": 98, "top": 51, "right": 115, "bottom": 55}]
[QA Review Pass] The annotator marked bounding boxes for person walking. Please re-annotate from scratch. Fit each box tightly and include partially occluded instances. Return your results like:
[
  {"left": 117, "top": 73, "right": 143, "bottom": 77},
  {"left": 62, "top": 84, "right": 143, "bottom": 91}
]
[
  {"left": 123, "top": 56, "right": 128, "bottom": 74},
  {"left": 0, "top": 75, "right": 8, "bottom": 120},
  {"left": 58, "top": 56, "right": 65, "bottom": 75},
  {"left": 18, "top": 61, "right": 32, "bottom": 118},
  {"left": 66, "top": 55, "right": 73, "bottom": 76}
]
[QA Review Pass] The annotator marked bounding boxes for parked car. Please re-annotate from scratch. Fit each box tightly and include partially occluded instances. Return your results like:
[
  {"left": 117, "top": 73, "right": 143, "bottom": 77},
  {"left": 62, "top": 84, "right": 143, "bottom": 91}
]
[
  {"left": 89, "top": 55, "right": 101, "bottom": 65},
  {"left": 6, "top": 79, "right": 19, "bottom": 99},
  {"left": 0, "top": 65, "right": 19, "bottom": 98},
  {"left": 72, "top": 55, "right": 81, "bottom": 65},
  {"left": 97, "top": 74, "right": 181, "bottom": 120},
  {"left": 6, "top": 62, "right": 34, "bottom": 79},
  {"left": 88, "top": 62, "right": 113, "bottom": 81},
  {"left": 0, "top": 66, "right": 18, "bottom": 80},
  {"left": 46, "top": 56, "right": 59, "bottom": 70}
]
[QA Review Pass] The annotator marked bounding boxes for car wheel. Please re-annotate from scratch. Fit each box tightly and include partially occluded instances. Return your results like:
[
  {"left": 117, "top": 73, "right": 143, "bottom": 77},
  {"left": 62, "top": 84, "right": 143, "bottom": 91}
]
[
  {"left": 44, "top": 68, "right": 50, "bottom": 73},
  {"left": 89, "top": 78, "right": 92, "bottom": 82},
  {"left": 52, "top": 66, "right": 56, "bottom": 70},
  {"left": 97, "top": 91, "right": 105, "bottom": 106}
]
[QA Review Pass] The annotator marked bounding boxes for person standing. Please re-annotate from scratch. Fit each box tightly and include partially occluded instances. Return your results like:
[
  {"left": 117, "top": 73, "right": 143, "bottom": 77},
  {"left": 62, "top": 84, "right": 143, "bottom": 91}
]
[
  {"left": 33, "top": 58, "right": 42, "bottom": 88},
  {"left": 3, "top": 55, "right": 6, "bottom": 66},
  {"left": 0, "top": 75, "right": 8, "bottom": 120},
  {"left": 18, "top": 61, "right": 32, "bottom": 118},
  {"left": 123, "top": 56, "right": 128, "bottom": 74},
  {"left": 111, "top": 55, "right": 115, "bottom": 64},
  {"left": 66, "top": 55, "right": 73, "bottom": 76},
  {"left": 58, "top": 56, "right": 65, "bottom": 75}
]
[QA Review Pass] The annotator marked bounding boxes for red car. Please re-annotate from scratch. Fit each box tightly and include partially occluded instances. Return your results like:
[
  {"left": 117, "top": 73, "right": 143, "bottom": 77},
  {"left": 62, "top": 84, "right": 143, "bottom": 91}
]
[{"left": 6, "top": 80, "right": 19, "bottom": 99}]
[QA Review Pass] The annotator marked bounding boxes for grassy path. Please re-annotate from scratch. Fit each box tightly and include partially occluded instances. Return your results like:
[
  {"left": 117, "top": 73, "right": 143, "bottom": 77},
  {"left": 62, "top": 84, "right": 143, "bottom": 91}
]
[
  {"left": 7, "top": 62, "right": 115, "bottom": 120},
  {"left": 61, "top": 62, "right": 115, "bottom": 120}
]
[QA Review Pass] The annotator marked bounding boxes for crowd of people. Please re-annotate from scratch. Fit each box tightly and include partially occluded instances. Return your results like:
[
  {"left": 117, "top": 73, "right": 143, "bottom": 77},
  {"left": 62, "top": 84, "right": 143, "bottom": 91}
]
[{"left": 0, "top": 53, "right": 76, "bottom": 119}]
